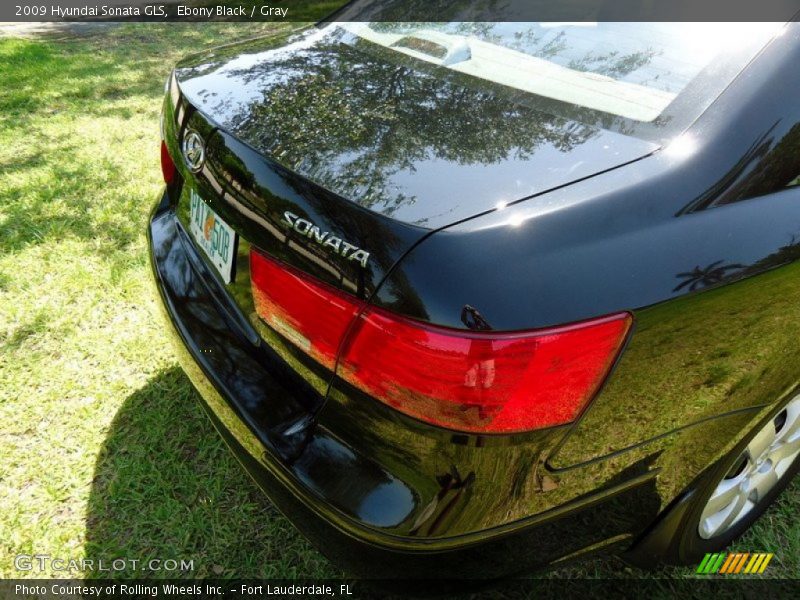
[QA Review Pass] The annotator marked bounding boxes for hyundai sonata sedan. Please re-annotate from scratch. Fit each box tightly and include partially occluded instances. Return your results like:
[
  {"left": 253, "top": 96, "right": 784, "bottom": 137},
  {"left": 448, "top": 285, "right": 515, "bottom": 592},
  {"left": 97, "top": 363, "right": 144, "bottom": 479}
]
[{"left": 149, "top": 15, "right": 800, "bottom": 578}]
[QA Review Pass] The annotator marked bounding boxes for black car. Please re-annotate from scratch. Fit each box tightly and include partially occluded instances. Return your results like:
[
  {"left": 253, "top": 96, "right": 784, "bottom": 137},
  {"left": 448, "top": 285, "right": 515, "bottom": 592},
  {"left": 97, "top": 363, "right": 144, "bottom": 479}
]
[{"left": 149, "top": 14, "right": 800, "bottom": 579}]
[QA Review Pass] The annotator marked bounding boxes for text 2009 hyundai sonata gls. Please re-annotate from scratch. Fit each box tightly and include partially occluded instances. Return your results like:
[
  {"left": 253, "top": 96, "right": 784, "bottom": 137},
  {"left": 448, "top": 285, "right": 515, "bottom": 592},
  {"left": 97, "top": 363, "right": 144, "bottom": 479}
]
[{"left": 149, "top": 17, "right": 800, "bottom": 578}]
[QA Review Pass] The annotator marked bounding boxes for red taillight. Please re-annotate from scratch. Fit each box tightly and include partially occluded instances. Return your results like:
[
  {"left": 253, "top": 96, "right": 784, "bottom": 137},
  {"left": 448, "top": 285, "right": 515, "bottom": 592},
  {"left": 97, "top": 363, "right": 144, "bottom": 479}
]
[
  {"left": 339, "top": 310, "right": 631, "bottom": 433},
  {"left": 250, "top": 248, "right": 632, "bottom": 434},
  {"left": 250, "top": 250, "right": 361, "bottom": 370},
  {"left": 161, "top": 140, "right": 177, "bottom": 185}
]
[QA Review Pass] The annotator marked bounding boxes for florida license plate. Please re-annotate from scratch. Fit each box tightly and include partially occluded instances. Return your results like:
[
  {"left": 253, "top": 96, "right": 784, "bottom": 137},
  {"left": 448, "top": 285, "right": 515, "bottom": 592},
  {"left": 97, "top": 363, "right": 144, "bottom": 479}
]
[{"left": 188, "top": 189, "right": 236, "bottom": 284}]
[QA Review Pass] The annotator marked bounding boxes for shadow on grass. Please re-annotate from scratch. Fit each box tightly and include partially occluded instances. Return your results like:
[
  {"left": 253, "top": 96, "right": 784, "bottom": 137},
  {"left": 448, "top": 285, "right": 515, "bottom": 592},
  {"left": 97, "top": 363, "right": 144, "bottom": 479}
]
[{"left": 84, "top": 366, "right": 338, "bottom": 578}]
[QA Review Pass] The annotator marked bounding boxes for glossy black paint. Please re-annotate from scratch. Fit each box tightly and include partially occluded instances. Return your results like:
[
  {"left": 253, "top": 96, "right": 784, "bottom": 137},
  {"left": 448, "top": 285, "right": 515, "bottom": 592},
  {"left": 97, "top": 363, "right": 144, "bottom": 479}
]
[
  {"left": 370, "top": 25, "right": 800, "bottom": 330},
  {"left": 163, "top": 87, "right": 426, "bottom": 302},
  {"left": 173, "top": 26, "right": 659, "bottom": 228},
  {"left": 150, "top": 199, "right": 661, "bottom": 569},
  {"left": 150, "top": 21, "right": 800, "bottom": 578}
]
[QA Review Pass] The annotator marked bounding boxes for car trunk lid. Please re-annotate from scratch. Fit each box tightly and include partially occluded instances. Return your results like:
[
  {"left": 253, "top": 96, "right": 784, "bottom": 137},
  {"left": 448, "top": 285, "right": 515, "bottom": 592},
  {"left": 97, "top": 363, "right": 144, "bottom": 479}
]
[{"left": 172, "top": 25, "right": 658, "bottom": 231}]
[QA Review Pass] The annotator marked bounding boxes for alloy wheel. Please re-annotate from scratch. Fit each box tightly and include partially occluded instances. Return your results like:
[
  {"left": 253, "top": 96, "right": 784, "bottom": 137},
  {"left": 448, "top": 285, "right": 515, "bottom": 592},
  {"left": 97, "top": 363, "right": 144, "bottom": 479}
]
[{"left": 698, "top": 394, "right": 800, "bottom": 539}]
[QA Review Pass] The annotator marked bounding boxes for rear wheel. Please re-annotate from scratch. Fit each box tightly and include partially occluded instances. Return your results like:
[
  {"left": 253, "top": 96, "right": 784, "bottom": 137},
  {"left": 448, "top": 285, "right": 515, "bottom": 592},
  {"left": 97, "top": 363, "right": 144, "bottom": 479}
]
[{"left": 677, "top": 393, "right": 800, "bottom": 559}]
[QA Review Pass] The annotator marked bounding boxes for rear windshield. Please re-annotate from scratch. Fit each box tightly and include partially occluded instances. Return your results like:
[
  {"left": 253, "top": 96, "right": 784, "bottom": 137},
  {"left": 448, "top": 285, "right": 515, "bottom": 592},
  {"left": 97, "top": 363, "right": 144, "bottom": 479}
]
[{"left": 336, "top": 22, "right": 783, "bottom": 130}]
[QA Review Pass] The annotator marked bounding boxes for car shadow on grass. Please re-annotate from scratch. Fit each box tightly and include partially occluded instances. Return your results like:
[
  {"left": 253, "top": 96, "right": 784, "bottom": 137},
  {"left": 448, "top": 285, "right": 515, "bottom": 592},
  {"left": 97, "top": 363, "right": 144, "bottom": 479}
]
[{"left": 83, "top": 365, "right": 340, "bottom": 579}]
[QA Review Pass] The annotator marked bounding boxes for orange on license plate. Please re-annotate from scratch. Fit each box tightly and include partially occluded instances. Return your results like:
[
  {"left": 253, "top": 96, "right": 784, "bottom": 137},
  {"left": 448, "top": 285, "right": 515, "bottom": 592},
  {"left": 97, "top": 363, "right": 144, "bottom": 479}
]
[{"left": 188, "top": 189, "right": 236, "bottom": 284}]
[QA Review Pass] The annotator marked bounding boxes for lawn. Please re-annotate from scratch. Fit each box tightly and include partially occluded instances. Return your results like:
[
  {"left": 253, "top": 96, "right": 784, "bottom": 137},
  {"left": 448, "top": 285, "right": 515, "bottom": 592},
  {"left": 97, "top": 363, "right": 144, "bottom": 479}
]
[{"left": 0, "top": 22, "right": 797, "bottom": 587}]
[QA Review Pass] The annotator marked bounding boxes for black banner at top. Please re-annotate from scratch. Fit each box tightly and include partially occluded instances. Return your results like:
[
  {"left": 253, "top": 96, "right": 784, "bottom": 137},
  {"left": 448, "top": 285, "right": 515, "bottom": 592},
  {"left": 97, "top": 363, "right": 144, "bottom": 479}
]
[{"left": 3, "top": 0, "right": 800, "bottom": 23}]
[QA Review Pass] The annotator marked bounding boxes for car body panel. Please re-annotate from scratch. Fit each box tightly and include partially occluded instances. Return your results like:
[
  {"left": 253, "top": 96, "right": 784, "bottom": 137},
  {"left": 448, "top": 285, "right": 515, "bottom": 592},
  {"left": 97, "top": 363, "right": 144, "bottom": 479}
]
[
  {"left": 173, "top": 26, "right": 659, "bottom": 229},
  {"left": 362, "top": 25, "right": 800, "bottom": 466},
  {"left": 164, "top": 97, "right": 427, "bottom": 302},
  {"left": 148, "top": 200, "right": 762, "bottom": 575},
  {"left": 370, "top": 24, "right": 800, "bottom": 330}
]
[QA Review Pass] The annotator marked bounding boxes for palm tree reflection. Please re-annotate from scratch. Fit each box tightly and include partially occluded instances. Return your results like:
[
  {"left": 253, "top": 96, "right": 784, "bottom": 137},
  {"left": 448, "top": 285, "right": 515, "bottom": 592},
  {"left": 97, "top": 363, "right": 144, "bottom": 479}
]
[{"left": 673, "top": 260, "right": 746, "bottom": 292}]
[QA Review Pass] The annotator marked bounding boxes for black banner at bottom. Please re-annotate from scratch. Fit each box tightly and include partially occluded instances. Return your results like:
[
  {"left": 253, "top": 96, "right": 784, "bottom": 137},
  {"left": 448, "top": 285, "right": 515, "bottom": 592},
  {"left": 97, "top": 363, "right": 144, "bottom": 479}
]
[{"left": 2, "top": 579, "right": 800, "bottom": 600}]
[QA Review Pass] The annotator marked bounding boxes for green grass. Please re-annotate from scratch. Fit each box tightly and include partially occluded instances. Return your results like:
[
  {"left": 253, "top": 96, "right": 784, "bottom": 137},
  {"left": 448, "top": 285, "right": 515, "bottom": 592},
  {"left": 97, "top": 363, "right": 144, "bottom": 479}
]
[
  {"left": 0, "top": 23, "right": 797, "bottom": 586},
  {"left": 0, "top": 23, "right": 336, "bottom": 580}
]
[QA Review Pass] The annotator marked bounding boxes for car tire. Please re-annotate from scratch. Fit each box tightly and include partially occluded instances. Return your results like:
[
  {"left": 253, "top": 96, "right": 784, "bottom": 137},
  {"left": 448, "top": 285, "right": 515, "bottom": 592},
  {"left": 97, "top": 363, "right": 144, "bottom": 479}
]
[{"left": 672, "top": 392, "right": 800, "bottom": 563}]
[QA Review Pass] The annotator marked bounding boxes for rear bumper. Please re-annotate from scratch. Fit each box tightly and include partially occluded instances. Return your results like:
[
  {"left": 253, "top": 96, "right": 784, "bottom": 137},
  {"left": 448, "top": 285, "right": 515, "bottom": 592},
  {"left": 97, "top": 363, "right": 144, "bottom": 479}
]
[{"left": 147, "top": 191, "right": 671, "bottom": 578}]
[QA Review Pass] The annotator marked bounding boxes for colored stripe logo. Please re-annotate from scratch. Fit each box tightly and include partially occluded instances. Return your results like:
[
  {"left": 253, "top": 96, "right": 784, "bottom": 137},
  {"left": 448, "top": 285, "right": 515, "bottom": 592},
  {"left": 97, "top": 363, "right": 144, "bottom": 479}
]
[{"left": 696, "top": 552, "right": 773, "bottom": 574}]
